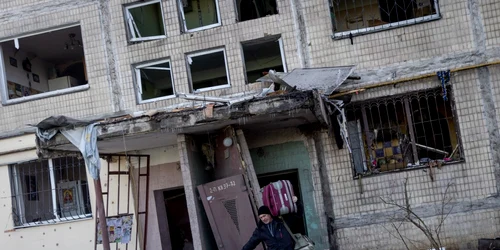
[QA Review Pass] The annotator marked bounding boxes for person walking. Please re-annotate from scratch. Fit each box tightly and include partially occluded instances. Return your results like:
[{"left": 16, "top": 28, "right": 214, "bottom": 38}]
[{"left": 242, "top": 206, "right": 295, "bottom": 250}]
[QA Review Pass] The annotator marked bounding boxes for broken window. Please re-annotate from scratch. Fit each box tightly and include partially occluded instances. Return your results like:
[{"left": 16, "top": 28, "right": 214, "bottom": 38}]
[
  {"left": 125, "top": 0, "right": 166, "bottom": 42},
  {"left": 0, "top": 25, "right": 88, "bottom": 104},
  {"left": 236, "top": 0, "right": 278, "bottom": 22},
  {"left": 134, "top": 59, "right": 175, "bottom": 103},
  {"left": 330, "top": 0, "right": 440, "bottom": 37},
  {"left": 178, "top": 0, "right": 221, "bottom": 32},
  {"left": 345, "top": 87, "right": 463, "bottom": 175},
  {"left": 242, "top": 36, "right": 286, "bottom": 83},
  {"left": 10, "top": 157, "right": 92, "bottom": 227},
  {"left": 187, "top": 48, "right": 230, "bottom": 92}
]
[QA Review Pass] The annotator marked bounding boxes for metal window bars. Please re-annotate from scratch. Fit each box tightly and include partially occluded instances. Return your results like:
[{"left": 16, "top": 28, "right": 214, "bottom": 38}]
[
  {"left": 94, "top": 155, "right": 150, "bottom": 250},
  {"left": 330, "top": 0, "right": 440, "bottom": 38},
  {"left": 345, "top": 87, "right": 463, "bottom": 175},
  {"left": 9, "top": 157, "right": 92, "bottom": 227}
]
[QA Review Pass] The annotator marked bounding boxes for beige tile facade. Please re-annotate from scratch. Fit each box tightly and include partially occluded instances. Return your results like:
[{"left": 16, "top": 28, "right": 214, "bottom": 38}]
[
  {"left": 0, "top": 0, "right": 500, "bottom": 249},
  {"left": 0, "top": 0, "right": 495, "bottom": 133}
]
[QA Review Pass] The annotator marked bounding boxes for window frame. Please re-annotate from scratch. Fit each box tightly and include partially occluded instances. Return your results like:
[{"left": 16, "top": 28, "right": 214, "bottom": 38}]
[
  {"left": 124, "top": 0, "right": 167, "bottom": 43},
  {"left": 346, "top": 86, "right": 464, "bottom": 177},
  {"left": 330, "top": 0, "right": 441, "bottom": 39},
  {"left": 0, "top": 23, "right": 89, "bottom": 105},
  {"left": 186, "top": 47, "right": 231, "bottom": 93},
  {"left": 241, "top": 36, "right": 288, "bottom": 84},
  {"left": 9, "top": 158, "right": 92, "bottom": 228},
  {"left": 233, "top": 0, "right": 279, "bottom": 22},
  {"left": 133, "top": 58, "right": 176, "bottom": 104},
  {"left": 177, "top": 0, "right": 222, "bottom": 33}
]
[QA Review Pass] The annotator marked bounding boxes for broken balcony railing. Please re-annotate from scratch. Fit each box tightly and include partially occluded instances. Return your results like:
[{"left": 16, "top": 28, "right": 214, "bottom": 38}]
[{"left": 345, "top": 86, "right": 463, "bottom": 175}]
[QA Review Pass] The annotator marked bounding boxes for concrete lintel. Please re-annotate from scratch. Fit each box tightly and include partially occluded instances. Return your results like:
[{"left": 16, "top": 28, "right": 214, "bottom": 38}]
[
  {"left": 37, "top": 92, "right": 318, "bottom": 155},
  {"left": 339, "top": 47, "right": 500, "bottom": 91}
]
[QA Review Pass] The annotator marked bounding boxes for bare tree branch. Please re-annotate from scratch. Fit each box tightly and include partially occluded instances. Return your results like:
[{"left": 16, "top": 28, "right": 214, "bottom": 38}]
[{"left": 379, "top": 177, "right": 454, "bottom": 250}]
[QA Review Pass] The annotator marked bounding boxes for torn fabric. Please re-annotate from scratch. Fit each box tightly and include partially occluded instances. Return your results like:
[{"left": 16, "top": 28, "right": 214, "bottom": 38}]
[
  {"left": 35, "top": 118, "right": 102, "bottom": 180},
  {"left": 60, "top": 124, "right": 101, "bottom": 180}
]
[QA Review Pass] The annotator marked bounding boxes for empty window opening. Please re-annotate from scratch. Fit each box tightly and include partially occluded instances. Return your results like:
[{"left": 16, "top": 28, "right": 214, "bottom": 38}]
[
  {"left": 10, "top": 157, "right": 92, "bottom": 227},
  {"left": 346, "top": 87, "right": 463, "bottom": 175},
  {"left": 330, "top": 0, "right": 439, "bottom": 37},
  {"left": 179, "top": 0, "right": 221, "bottom": 32},
  {"left": 242, "top": 36, "right": 286, "bottom": 83},
  {"left": 134, "top": 59, "right": 174, "bottom": 103},
  {"left": 125, "top": 0, "right": 166, "bottom": 42},
  {"left": 187, "top": 48, "right": 230, "bottom": 92},
  {"left": 257, "top": 170, "right": 307, "bottom": 235},
  {"left": 0, "top": 25, "right": 87, "bottom": 102},
  {"left": 236, "top": 0, "right": 278, "bottom": 22},
  {"left": 163, "top": 188, "right": 193, "bottom": 249}
]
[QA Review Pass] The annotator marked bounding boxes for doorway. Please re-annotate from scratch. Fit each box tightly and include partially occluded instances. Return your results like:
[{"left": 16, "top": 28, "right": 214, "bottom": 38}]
[
  {"left": 163, "top": 188, "right": 193, "bottom": 250},
  {"left": 257, "top": 169, "right": 306, "bottom": 235}
]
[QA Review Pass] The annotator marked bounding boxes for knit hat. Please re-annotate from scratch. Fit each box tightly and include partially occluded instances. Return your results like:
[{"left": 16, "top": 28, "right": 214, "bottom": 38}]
[{"left": 258, "top": 206, "right": 271, "bottom": 216}]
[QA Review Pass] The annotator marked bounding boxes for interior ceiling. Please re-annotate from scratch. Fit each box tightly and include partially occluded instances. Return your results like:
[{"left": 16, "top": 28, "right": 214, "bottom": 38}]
[{"left": 4, "top": 26, "right": 84, "bottom": 64}]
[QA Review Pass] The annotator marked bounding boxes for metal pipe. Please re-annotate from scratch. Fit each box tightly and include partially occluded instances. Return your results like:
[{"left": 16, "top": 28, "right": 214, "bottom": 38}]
[
  {"left": 176, "top": 93, "right": 230, "bottom": 103},
  {"left": 415, "top": 143, "right": 449, "bottom": 155},
  {"left": 94, "top": 178, "right": 110, "bottom": 250},
  {"left": 228, "top": 95, "right": 255, "bottom": 105}
]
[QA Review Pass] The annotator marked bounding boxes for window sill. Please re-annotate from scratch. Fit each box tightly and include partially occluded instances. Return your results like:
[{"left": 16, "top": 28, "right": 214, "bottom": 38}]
[
  {"left": 332, "top": 14, "right": 441, "bottom": 40},
  {"left": 355, "top": 160, "right": 465, "bottom": 179},
  {"left": 129, "top": 35, "right": 167, "bottom": 43},
  {"left": 2, "top": 84, "right": 89, "bottom": 105},
  {"left": 192, "top": 84, "right": 231, "bottom": 93},
  {"left": 10, "top": 214, "right": 93, "bottom": 230},
  {"left": 185, "top": 23, "right": 222, "bottom": 33}
]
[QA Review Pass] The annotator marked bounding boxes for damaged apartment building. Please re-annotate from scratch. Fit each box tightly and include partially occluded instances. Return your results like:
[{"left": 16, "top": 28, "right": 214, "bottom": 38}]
[{"left": 0, "top": 0, "right": 500, "bottom": 249}]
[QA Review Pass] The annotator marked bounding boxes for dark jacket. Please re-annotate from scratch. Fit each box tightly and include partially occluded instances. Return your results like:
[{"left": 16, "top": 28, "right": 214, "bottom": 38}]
[{"left": 242, "top": 218, "right": 295, "bottom": 250}]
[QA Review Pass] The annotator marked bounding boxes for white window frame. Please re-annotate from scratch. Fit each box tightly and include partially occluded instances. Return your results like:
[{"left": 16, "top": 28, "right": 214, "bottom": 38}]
[
  {"left": 241, "top": 36, "right": 288, "bottom": 84},
  {"left": 11, "top": 158, "right": 92, "bottom": 228},
  {"left": 125, "top": 0, "right": 167, "bottom": 42},
  {"left": 186, "top": 47, "right": 231, "bottom": 93},
  {"left": 0, "top": 23, "right": 89, "bottom": 105},
  {"left": 332, "top": 0, "right": 441, "bottom": 39},
  {"left": 134, "top": 58, "right": 176, "bottom": 104},
  {"left": 177, "top": 0, "right": 222, "bottom": 33}
]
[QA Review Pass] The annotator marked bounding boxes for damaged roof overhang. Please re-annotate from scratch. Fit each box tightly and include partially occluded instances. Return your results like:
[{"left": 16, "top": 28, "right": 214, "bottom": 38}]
[
  {"left": 37, "top": 91, "right": 321, "bottom": 156},
  {"left": 258, "top": 66, "right": 356, "bottom": 96}
]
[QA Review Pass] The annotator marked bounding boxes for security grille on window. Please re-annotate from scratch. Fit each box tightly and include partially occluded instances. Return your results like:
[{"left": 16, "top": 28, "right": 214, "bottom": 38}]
[
  {"left": 330, "top": 0, "right": 440, "bottom": 38},
  {"left": 345, "top": 87, "right": 463, "bottom": 175},
  {"left": 134, "top": 59, "right": 175, "bottom": 103},
  {"left": 125, "top": 0, "right": 166, "bottom": 42},
  {"left": 10, "top": 157, "right": 92, "bottom": 227},
  {"left": 187, "top": 48, "right": 230, "bottom": 92}
]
